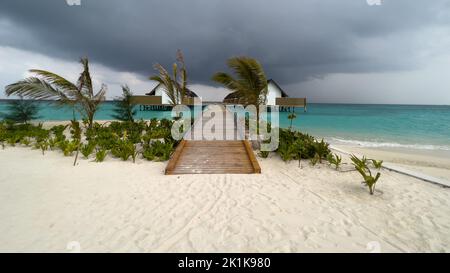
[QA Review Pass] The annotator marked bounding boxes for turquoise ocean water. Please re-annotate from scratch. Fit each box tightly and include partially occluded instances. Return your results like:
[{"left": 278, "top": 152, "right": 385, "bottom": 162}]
[{"left": 1, "top": 101, "right": 449, "bottom": 151}]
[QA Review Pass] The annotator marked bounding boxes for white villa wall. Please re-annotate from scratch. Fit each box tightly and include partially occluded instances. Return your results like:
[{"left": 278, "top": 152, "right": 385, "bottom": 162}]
[
  {"left": 155, "top": 85, "right": 172, "bottom": 104},
  {"left": 266, "top": 81, "right": 283, "bottom": 105}
]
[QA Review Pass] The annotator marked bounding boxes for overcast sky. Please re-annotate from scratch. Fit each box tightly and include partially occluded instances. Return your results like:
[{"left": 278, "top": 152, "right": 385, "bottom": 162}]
[{"left": 0, "top": 0, "right": 449, "bottom": 104}]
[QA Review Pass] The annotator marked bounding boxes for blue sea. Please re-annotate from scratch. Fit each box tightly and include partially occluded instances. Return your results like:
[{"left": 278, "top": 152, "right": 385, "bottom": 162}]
[{"left": 1, "top": 101, "right": 449, "bottom": 151}]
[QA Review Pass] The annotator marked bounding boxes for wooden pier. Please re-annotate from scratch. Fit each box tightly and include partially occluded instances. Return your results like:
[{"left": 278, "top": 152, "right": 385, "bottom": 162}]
[{"left": 165, "top": 105, "right": 261, "bottom": 175}]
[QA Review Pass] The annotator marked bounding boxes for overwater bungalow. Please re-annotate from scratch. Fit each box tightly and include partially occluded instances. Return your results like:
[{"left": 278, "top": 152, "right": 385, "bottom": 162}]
[
  {"left": 131, "top": 83, "right": 201, "bottom": 110},
  {"left": 223, "top": 79, "right": 307, "bottom": 112}
]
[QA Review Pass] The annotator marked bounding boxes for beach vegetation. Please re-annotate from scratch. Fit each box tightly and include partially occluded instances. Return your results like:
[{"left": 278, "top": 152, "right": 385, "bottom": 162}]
[
  {"left": 60, "top": 140, "right": 79, "bottom": 157},
  {"left": 371, "top": 159, "right": 383, "bottom": 170},
  {"left": 278, "top": 142, "right": 295, "bottom": 161},
  {"left": 20, "top": 137, "right": 31, "bottom": 147},
  {"left": 312, "top": 139, "right": 329, "bottom": 163},
  {"left": 143, "top": 141, "right": 174, "bottom": 162},
  {"left": 5, "top": 57, "right": 106, "bottom": 129},
  {"left": 95, "top": 149, "right": 108, "bottom": 162},
  {"left": 36, "top": 139, "right": 49, "bottom": 155},
  {"left": 258, "top": 150, "right": 270, "bottom": 158},
  {"left": 327, "top": 153, "right": 342, "bottom": 170},
  {"left": 150, "top": 50, "right": 189, "bottom": 106},
  {"left": 80, "top": 142, "right": 96, "bottom": 159},
  {"left": 275, "top": 128, "right": 331, "bottom": 164},
  {"left": 0, "top": 117, "right": 179, "bottom": 164},
  {"left": 112, "top": 85, "right": 137, "bottom": 122},
  {"left": 212, "top": 56, "right": 268, "bottom": 122},
  {"left": 50, "top": 125, "right": 68, "bottom": 142},
  {"left": 351, "top": 155, "right": 381, "bottom": 195},
  {"left": 111, "top": 139, "right": 136, "bottom": 162},
  {"left": 287, "top": 112, "right": 297, "bottom": 131},
  {"left": 310, "top": 153, "right": 320, "bottom": 166},
  {"left": 0, "top": 122, "right": 6, "bottom": 149}
]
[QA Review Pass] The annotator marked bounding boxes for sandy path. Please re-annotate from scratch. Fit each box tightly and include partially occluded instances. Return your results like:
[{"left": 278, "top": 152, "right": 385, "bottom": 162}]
[{"left": 0, "top": 147, "right": 449, "bottom": 252}]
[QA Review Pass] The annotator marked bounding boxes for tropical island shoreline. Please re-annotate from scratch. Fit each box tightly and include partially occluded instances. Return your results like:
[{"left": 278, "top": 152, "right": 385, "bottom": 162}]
[{"left": 1, "top": 119, "right": 450, "bottom": 253}]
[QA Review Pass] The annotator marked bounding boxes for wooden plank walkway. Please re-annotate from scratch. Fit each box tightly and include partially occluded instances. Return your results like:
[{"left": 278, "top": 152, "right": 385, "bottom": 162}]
[{"left": 165, "top": 105, "right": 261, "bottom": 175}]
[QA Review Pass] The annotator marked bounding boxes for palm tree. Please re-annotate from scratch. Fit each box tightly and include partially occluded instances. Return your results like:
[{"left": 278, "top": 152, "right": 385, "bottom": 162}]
[
  {"left": 149, "top": 50, "right": 188, "bottom": 106},
  {"left": 5, "top": 58, "right": 106, "bottom": 129},
  {"left": 212, "top": 56, "right": 268, "bottom": 122},
  {"left": 112, "top": 85, "right": 137, "bottom": 122},
  {"left": 288, "top": 112, "right": 297, "bottom": 131}
]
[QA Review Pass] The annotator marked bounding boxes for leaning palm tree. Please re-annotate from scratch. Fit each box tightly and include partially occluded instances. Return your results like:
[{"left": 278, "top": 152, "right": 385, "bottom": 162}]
[
  {"left": 212, "top": 56, "right": 268, "bottom": 121},
  {"left": 5, "top": 58, "right": 106, "bottom": 129},
  {"left": 149, "top": 50, "right": 188, "bottom": 106}
]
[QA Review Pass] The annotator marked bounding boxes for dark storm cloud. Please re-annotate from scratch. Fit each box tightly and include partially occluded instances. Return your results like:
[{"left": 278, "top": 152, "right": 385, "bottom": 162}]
[{"left": 0, "top": 0, "right": 449, "bottom": 85}]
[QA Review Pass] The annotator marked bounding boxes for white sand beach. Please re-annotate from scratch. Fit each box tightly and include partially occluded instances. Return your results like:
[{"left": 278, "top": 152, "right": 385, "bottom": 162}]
[
  {"left": 1, "top": 144, "right": 450, "bottom": 253},
  {"left": 332, "top": 144, "right": 450, "bottom": 182}
]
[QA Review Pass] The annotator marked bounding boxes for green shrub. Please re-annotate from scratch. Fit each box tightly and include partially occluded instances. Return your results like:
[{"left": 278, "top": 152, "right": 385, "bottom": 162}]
[
  {"left": 351, "top": 155, "right": 381, "bottom": 195},
  {"left": 70, "top": 120, "right": 82, "bottom": 140},
  {"left": 310, "top": 153, "right": 320, "bottom": 166},
  {"left": 38, "top": 140, "right": 49, "bottom": 155},
  {"left": 142, "top": 141, "right": 173, "bottom": 162},
  {"left": 312, "top": 139, "right": 329, "bottom": 163},
  {"left": 6, "top": 135, "right": 21, "bottom": 146},
  {"left": 258, "top": 151, "right": 270, "bottom": 158},
  {"left": 0, "top": 119, "right": 181, "bottom": 165},
  {"left": 48, "top": 137, "right": 58, "bottom": 150},
  {"left": 0, "top": 122, "right": 6, "bottom": 149},
  {"left": 20, "top": 137, "right": 31, "bottom": 147},
  {"left": 95, "top": 149, "right": 108, "bottom": 162},
  {"left": 278, "top": 142, "right": 295, "bottom": 162},
  {"left": 275, "top": 129, "right": 331, "bottom": 163},
  {"left": 59, "top": 140, "right": 78, "bottom": 156},
  {"left": 327, "top": 153, "right": 342, "bottom": 170},
  {"left": 50, "top": 125, "right": 67, "bottom": 142},
  {"left": 111, "top": 140, "right": 135, "bottom": 161},
  {"left": 80, "top": 142, "right": 96, "bottom": 158},
  {"left": 371, "top": 159, "right": 383, "bottom": 170}
]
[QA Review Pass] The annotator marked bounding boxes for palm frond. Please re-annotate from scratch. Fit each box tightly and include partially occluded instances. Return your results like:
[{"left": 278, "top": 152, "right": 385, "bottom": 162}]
[
  {"left": 29, "top": 69, "right": 78, "bottom": 94},
  {"left": 5, "top": 77, "right": 73, "bottom": 103},
  {"left": 77, "top": 57, "right": 94, "bottom": 97},
  {"left": 213, "top": 56, "right": 268, "bottom": 106},
  {"left": 151, "top": 63, "right": 178, "bottom": 105}
]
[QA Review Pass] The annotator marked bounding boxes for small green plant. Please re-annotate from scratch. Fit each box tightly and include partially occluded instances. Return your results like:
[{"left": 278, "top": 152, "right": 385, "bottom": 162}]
[
  {"left": 0, "top": 123, "right": 5, "bottom": 149},
  {"left": 142, "top": 141, "right": 173, "bottom": 161},
  {"left": 327, "top": 153, "right": 342, "bottom": 170},
  {"left": 20, "top": 137, "right": 31, "bottom": 147},
  {"left": 310, "top": 153, "right": 320, "bottom": 166},
  {"left": 6, "top": 135, "right": 21, "bottom": 146},
  {"left": 48, "top": 137, "right": 58, "bottom": 150},
  {"left": 95, "top": 149, "right": 108, "bottom": 162},
  {"left": 50, "top": 125, "right": 67, "bottom": 142},
  {"left": 259, "top": 150, "right": 270, "bottom": 158},
  {"left": 130, "top": 144, "right": 139, "bottom": 163},
  {"left": 59, "top": 140, "right": 78, "bottom": 156},
  {"left": 38, "top": 140, "right": 49, "bottom": 155},
  {"left": 80, "top": 142, "right": 96, "bottom": 158},
  {"left": 351, "top": 155, "right": 381, "bottom": 195},
  {"left": 287, "top": 112, "right": 297, "bottom": 131},
  {"left": 278, "top": 143, "right": 295, "bottom": 162},
  {"left": 371, "top": 159, "right": 383, "bottom": 170},
  {"left": 312, "top": 139, "right": 329, "bottom": 163},
  {"left": 292, "top": 139, "right": 306, "bottom": 168}
]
